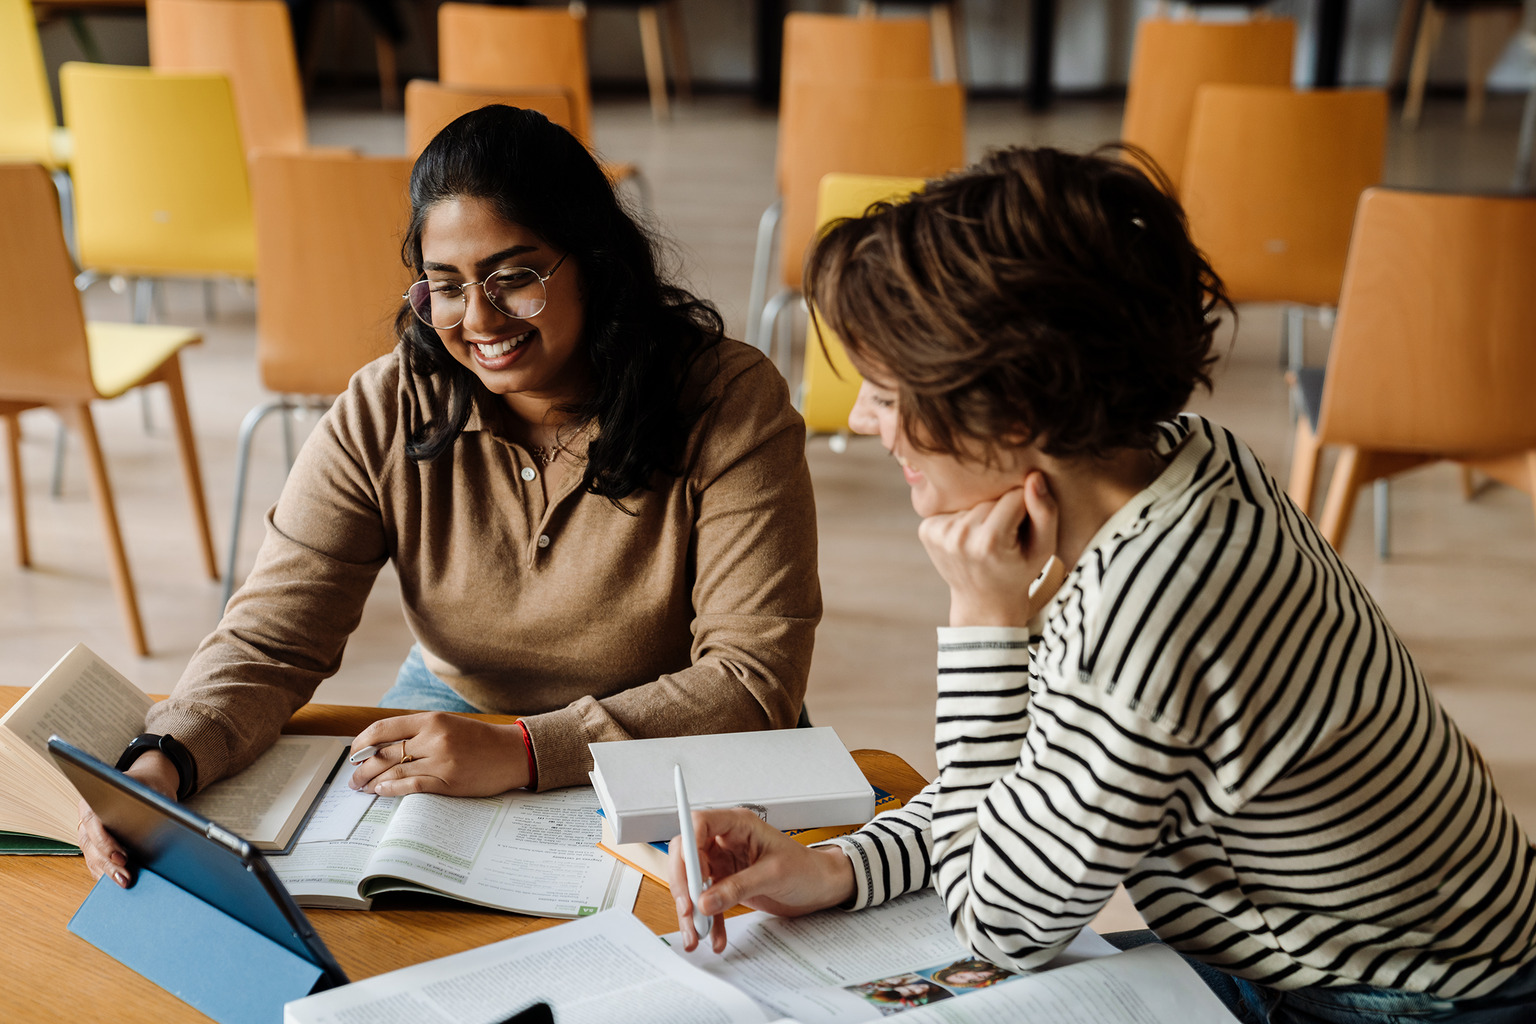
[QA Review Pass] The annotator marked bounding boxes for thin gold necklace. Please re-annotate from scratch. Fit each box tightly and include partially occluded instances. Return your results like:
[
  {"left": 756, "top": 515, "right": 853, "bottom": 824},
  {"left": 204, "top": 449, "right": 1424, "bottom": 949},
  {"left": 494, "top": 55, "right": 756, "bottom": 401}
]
[{"left": 530, "top": 420, "right": 593, "bottom": 467}]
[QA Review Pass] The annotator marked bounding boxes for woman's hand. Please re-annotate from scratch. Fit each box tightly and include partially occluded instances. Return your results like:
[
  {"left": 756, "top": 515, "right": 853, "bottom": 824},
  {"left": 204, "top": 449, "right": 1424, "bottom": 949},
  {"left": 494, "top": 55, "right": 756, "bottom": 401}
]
[
  {"left": 918, "top": 471, "right": 1061, "bottom": 628},
  {"left": 347, "top": 712, "right": 530, "bottom": 797},
  {"left": 668, "top": 807, "right": 857, "bottom": 954},
  {"left": 77, "top": 750, "right": 180, "bottom": 887}
]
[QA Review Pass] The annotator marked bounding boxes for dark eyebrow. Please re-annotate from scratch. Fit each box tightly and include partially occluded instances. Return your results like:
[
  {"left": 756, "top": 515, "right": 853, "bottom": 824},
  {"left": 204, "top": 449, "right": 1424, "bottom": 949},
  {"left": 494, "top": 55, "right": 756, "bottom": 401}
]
[{"left": 422, "top": 244, "right": 540, "bottom": 275}]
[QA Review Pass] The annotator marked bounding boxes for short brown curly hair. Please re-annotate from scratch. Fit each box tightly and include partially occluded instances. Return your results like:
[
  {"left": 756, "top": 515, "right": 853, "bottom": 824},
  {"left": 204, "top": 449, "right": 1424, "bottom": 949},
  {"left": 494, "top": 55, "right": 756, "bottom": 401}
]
[{"left": 805, "top": 145, "right": 1232, "bottom": 461}]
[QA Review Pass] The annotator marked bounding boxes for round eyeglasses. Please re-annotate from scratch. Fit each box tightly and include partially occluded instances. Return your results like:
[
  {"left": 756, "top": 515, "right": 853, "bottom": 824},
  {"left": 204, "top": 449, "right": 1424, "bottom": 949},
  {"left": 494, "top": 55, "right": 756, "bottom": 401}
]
[{"left": 404, "top": 252, "right": 569, "bottom": 330}]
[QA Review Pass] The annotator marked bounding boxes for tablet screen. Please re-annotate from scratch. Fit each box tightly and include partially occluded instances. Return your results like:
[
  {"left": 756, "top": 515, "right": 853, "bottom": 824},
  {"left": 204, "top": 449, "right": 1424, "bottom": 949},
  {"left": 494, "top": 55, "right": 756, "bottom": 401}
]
[{"left": 48, "top": 735, "right": 347, "bottom": 987}]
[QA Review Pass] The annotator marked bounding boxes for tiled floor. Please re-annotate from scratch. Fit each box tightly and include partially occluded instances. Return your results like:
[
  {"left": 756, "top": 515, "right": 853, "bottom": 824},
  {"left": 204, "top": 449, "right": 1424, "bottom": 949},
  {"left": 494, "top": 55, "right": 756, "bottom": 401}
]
[{"left": 4, "top": 91, "right": 1533, "bottom": 933}]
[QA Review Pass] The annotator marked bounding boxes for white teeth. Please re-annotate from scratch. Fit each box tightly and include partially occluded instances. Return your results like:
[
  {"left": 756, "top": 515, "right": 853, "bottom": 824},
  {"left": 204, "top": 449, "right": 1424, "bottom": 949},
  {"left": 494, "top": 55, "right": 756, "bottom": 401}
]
[{"left": 475, "top": 330, "right": 533, "bottom": 357}]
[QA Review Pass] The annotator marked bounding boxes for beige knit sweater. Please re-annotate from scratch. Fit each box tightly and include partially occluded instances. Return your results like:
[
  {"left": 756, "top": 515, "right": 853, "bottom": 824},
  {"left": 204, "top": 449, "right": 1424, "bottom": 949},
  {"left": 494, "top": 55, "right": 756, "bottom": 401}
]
[{"left": 146, "top": 339, "right": 821, "bottom": 790}]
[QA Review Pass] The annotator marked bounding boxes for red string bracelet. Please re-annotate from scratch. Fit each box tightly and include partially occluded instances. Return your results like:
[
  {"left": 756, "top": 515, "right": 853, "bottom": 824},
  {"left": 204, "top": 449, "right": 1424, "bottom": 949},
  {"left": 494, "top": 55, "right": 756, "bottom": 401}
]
[{"left": 516, "top": 719, "right": 538, "bottom": 790}]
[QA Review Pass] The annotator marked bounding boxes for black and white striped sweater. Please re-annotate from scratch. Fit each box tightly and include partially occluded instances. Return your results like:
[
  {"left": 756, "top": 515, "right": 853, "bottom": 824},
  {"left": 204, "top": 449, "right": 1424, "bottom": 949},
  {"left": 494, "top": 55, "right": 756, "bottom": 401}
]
[{"left": 826, "top": 415, "right": 1536, "bottom": 998}]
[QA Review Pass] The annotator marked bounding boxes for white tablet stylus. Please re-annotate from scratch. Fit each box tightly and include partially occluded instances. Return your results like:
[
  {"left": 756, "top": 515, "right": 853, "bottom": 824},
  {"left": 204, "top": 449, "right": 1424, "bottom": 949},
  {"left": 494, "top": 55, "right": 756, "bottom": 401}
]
[{"left": 674, "top": 763, "right": 712, "bottom": 939}]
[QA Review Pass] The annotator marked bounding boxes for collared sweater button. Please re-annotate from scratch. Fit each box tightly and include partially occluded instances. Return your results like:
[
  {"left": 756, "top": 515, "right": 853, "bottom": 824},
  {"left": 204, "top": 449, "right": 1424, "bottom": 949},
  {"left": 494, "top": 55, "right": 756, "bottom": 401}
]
[
  {"left": 537, "top": 534, "right": 551, "bottom": 549},
  {"left": 521, "top": 466, "right": 536, "bottom": 482}
]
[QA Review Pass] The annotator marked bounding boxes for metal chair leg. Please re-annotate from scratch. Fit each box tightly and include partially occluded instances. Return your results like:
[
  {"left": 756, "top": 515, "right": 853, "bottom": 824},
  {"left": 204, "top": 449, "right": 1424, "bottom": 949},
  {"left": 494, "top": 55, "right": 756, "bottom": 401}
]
[
  {"left": 1374, "top": 478, "right": 1391, "bottom": 559},
  {"left": 222, "top": 398, "right": 290, "bottom": 609},
  {"left": 745, "top": 198, "right": 783, "bottom": 352},
  {"left": 758, "top": 288, "right": 798, "bottom": 375}
]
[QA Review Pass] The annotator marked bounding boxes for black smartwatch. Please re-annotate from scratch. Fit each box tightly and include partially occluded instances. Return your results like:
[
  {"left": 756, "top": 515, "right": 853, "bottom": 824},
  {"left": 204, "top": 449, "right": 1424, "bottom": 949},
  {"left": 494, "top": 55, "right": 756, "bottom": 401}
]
[{"left": 116, "top": 733, "right": 198, "bottom": 802}]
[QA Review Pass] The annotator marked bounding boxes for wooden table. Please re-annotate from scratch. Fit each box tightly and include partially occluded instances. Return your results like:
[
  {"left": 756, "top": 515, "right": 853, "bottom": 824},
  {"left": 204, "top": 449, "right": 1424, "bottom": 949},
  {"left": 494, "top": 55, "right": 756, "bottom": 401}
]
[{"left": 0, "top": 687, "right": 928, "bottom": 1022}]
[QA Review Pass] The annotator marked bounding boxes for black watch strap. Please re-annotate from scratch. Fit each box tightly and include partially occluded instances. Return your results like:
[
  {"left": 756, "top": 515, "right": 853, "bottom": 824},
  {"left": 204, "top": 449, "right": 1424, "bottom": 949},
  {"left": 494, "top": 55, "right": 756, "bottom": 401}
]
[{"left": 116, "top": 733, "right": 198, "bottom": 802}]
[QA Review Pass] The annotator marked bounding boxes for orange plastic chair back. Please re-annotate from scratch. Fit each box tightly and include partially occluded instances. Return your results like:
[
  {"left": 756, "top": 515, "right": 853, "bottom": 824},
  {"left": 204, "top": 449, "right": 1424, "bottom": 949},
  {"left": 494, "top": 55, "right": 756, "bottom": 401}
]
[
  {"left": 1121, "top": 16, "right": 1295, "bottom": 191},
  {"left": 404, "top": 79, "right": 577, "bottom": 156},
  {"left": 250, "top": 151, "right": 414, "bottom": 395},
  {"left": 778, "top": 78, "right": 965, "bottom": 291},
  {"left": 147, "top": 0, "right": 307, "bottom": 156},
  {"left": 1318, "top": 187, "right": 1536, "bottom": 456},
  {"left": 1181, "top": 86, "right": 1387, "bottom": 307},
  {"left": 438, "top": 3, "right": 593, "bottom": 146},
  {"left": 0, "top": 164, "right": 95, "bottom": 401}
]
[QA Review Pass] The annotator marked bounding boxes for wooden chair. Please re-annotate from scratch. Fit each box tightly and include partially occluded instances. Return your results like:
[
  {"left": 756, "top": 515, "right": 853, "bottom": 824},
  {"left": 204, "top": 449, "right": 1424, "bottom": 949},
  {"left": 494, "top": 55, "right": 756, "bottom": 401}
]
[
  {"left": 1180, "top": 85, "right": 1387, "bottom": 369},
  {"left": 225, "top": 151, "right": 413, "bottom": 605},
  {"left": 745, "top": 12, "right": 936, "bottom": 353},
  {"left": 0, "top": 163, "right": 218, "bottom": 656},
  {"left": 436, "top": 4, "right": 642, "bottom": 200},
  {"left": 1288, "top": 187, "right": 1536, "bottom": 555},
  {"left": 1121, "top": 15, "right": 1295, "bottom": 193},
  {"left": 856, "top": 0, "right": 963, "bottom": 82},
  {"left": 404, "top": 80, "right": 576, "bottom": 157},
  {"left": 758, "top": 78, "right": 965, "bottom": 379},
  {"left": 1400, "top": 0, "right": 1523, "bottom": 127},
  {"left": 800, "top": 174, "right": 926, "bottom": 440},
  {"left": 439, "top": 3, "right": 596, "bottom": 146},
  {"left": 576, "top": 1, "right": 691, "bottom": 120},
  {"left": 147, "top": 0, "right": 308, "bottom": 157}
]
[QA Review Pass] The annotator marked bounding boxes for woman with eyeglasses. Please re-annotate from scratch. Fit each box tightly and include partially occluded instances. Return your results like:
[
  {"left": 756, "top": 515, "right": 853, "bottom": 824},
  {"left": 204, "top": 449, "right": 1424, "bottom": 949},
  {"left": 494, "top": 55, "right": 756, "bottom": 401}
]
[
  {"left": 76, "top": 105, "right": 821, "bottom": 884},
  {"left": 668, "top": 146, "right": 1536, "bottom": 1024}
]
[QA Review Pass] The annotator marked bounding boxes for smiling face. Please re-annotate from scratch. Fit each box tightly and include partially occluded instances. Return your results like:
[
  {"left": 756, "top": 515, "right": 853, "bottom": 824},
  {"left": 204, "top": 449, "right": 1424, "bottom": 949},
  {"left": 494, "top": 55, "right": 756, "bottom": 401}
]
[
  {"left": 847, "top": 366, "right": 1034, "bottom": 519},
  {"left": 418, "top": 196, "right": 589, "bottom": 419}
]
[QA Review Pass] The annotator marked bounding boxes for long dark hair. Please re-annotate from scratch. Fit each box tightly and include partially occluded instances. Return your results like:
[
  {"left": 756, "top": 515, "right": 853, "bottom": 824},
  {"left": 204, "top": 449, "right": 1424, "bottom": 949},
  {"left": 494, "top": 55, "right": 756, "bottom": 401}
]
[
  {"left": 807, "top": 144, "right": 1231, "bottom": 462},
  {"left": 397, "top": 105, "right": 723, "bottom": 503}
]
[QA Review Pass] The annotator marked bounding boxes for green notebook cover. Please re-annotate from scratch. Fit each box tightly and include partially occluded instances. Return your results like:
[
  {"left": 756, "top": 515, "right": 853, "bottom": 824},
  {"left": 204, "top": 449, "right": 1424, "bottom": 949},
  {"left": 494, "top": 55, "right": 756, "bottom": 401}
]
[{"left": 0, "top": 830, "right": 79, "bottom": 855}]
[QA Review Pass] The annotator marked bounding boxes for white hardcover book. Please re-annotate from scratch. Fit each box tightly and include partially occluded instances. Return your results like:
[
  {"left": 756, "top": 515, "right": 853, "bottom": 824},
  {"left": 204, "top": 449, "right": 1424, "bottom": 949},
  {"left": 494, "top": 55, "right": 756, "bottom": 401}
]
[{"left": 588, "top": 727, "right": 876, "bottom": 845}]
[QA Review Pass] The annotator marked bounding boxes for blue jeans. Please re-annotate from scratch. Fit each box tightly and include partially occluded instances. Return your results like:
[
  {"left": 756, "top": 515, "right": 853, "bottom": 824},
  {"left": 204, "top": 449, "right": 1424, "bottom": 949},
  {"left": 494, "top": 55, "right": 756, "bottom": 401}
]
[
  {"left": 378, "top": 644, "right": 480, "bottom": 711},
  {"left": 1104, "top": 931, "right": 1536, "bottom": 1024}
]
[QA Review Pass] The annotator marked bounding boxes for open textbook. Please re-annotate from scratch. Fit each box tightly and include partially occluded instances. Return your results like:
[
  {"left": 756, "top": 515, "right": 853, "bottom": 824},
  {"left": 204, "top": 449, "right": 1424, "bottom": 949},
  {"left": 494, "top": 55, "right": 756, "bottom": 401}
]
[
  {"left": 0, "top": 643, "right": 346, "bottom": 851},
  {"left": 269, "top": 766, "right": 643, "bottom": 917},
  {"left": 285, "top": 889, "right": 1238, "bottom": 1024}
]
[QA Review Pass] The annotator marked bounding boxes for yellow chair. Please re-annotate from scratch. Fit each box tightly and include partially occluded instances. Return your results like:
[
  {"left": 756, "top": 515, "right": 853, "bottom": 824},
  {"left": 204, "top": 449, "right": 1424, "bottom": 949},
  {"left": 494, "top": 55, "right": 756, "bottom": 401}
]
[
  {"left": 404, "top": 80, "right": 577, "bottom": 157},
  {"left": 758, "top": 77, "right": 965, "bottom": 377},
  {"left": 1180, "top": 85, "right": 1387, "bottom": 370},
  {"left": 0, "top": 163, "right": 218, "bottom": 656},
  {"left": 225, "top": 151, "right": 412, "bottom": 604},
  {"left": 1287, "top": 187, "right": 1536, "bottom": 555},
  {"left": 1121, "top": 15, "right": 1295, "bottom": 193},
  {"left": 800, "top": 173, "right": 926, "bottom": 438},
  {"left": 147, "top": 0, "right": 309, "bottom": 157},
  {"left": 0, "top": 0, "right": 69, "bottom": 168},
  {"left": 61, "top": 63, "right": 257, "bottom": 284}
]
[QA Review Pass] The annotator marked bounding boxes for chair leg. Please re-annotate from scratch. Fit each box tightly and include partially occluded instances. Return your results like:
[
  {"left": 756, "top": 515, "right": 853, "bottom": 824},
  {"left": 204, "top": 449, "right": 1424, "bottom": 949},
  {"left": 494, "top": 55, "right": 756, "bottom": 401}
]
[
  {"left": 1460, "top": 464, "right": 1478, "bottom": 500},
  {"left": 160, "top": 357, "right": 219, "bottom": 582},
  {"left": 3, "top": 411, "right": 29, "bottom": 568},
  {"left": 1388, "top": 0, "right": 1426, "bottom": 91},
  {"left": 1403, "top": 3, "right": 1445, "bottom": 128},
  {"left": 1287, "top": 414, "right": 1321, "bottom": 518},
  {"left": 1373, "top": 478, "right": 1391, "bottom": 560},
  {"left": 638, "top": 6, "right": 669, "bottom": 120},
  {"left": 60, "top": 402, "right": 148, "bottom": 656},
  {"left": 1319, "top": 445, "right": 1370, "bottom": 552},
  {"left": 662, "top": 0, "right": 691, "bottom": 101},
  {"left": 373, "top": 33, "right": 400, "bottom": 111},
  {"left": 223, "top": 398, "right": 290, "bottom": 609},
  {"left": 1466, "top": 8, "right": 1520, "bottom": 126},
  {"left": 745, "top": 198, "right": 784, "bottom": 352},
  {"left": 1528, "top": 452, "right": 1536, "bottom": 536},
  {"left": 759, "top": 288, "right": 798, "bottom": 373},
  {"left": 50, "top": 413, "right": 67, "bottom": 499},
  {"left": 930, "top": 2, "right": 960, "bottom": 83}
]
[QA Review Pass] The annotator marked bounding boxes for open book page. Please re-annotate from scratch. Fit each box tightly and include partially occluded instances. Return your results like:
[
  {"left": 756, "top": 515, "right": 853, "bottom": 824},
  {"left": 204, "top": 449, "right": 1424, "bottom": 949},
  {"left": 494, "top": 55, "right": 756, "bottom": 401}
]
[
  {"left": 362, "top": 786, "right": 642, "bottom": 917},
  {"left": 0, "top": 644, "right": 154, "bottom": 842},
  {"left": 894, "top": 944, "right": 1239, "bottom": 1024},
  {"left": 269, "top": 772, "right": 405, "bottom": 908},
  {"left": 184, "top": 735, "right": 350, "bottom": 850},
  {"left": 667, "top": 889, "right": 1122, "bottom": 1024},
  {"left": 285, "top": 910, "right": 772, "bottom": 1024},
  {"left": 271, "top": 769, "right": 642, "bottom": 916}
]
